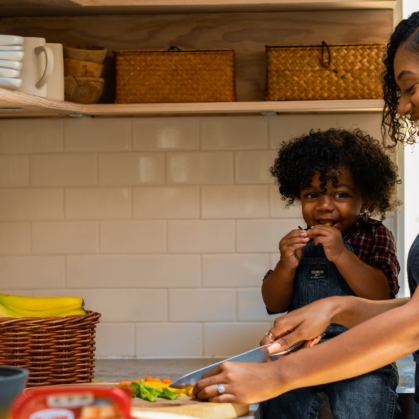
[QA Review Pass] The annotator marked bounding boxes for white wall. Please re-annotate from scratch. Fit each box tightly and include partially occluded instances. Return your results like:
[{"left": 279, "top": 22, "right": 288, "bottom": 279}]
[
  {"left": 0, "top": 113, "right": 396, "bottom": 358},
  {"left": 395, "top": 1, "right": 419, "bottom": 297}
]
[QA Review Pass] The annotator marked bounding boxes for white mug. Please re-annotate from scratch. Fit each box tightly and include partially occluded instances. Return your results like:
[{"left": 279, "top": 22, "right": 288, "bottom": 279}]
[
  {"left": 46, "top": 43, "right": 64, "bottom": 100},
  {"left": 16, "top": 37, "right": 53, "bottom": 97}
]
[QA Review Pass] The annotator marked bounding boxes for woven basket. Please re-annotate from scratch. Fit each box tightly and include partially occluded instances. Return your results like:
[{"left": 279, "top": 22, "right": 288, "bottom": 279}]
[
  {"left": 0, "top": 310, "right": 101, "bottom": 387},
  {"left": 264, "top": 42, "right": 386, "bottom": 101},
  {"left": 114, "top": 47, "right": 237, "bottom": 103}
]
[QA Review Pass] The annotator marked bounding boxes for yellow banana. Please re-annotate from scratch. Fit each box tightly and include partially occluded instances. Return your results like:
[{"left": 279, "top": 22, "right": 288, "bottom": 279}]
[
  {"left": 0, "top": 302, "right": 23, "bottom": 318},
  {"left": 43, "top": 307, "right": 86, "bottom": 317},
  {"left": 0, "top": 293, "right": 84, "bottom": 312},
  {"left": 0, "top": 301, "right": 86, "bottom": 318}
]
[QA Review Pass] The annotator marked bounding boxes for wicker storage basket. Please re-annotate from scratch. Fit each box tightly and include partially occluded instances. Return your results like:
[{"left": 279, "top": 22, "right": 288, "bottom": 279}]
[
  {"left": 0, "top": 310, "right": 101, "bottom": 387},
  {"left": 114, "top": 47, "right": 237, "bottom": 103},
  {"left": 264, "top": 42, "right": 386, "bottom": 101}
]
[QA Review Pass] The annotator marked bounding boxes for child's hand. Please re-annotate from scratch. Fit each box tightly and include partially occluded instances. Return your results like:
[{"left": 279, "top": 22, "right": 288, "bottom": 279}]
[
  {"left": 307, "top": 225, "right": 346, "bottom": 262},
  {"left": 278, "top": 229, "right": 310, "bottom": 269}
]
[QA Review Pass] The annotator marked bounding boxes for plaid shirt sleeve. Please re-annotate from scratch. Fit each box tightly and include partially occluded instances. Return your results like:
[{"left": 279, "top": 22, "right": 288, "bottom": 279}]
[{"left": 368, "top": 225, "right": 400, "bottom": 296}]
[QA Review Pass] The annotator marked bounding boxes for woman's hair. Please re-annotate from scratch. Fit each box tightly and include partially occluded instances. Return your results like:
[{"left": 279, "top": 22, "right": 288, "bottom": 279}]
[
  {"left": 382, "top": 11, "right": 419, "bottom": 145},
  {"left": 271, "top": 128, "right": 400, "bottom": 219}
]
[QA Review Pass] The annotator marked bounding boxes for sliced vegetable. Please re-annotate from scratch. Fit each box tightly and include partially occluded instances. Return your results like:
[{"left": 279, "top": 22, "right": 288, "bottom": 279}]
[
  {"left": 160, "top": 387, "right": 179, "bottom": 400},
  {"left": 116, "top": 377, "right": 194, "bottom": 401},
  {"left": 139, "top": 379, "right": 158, "bottom": 402}
]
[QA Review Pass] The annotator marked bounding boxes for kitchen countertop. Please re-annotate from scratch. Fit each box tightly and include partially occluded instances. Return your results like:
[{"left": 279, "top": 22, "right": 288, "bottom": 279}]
[
  {"left": 94, "top": 355, "right": 415, "bottom": 393},
  {"left": 94, "top": 357, "right": 259, "bottom": 418},
  {"left": 93, "top": 355, "right": 415, "bottom": 419}
]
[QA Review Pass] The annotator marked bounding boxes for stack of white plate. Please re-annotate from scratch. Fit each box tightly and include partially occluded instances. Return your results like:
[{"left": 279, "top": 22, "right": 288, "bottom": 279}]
[{"left": 0, "top": 35, "right": 24, "bottom": 90}]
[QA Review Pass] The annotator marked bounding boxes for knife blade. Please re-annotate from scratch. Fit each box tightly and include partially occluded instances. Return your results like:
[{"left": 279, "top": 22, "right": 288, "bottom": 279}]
[
  {"left": 170, "top": 340, "right": 306, "bottom": 389},
  {"left": 170, "top": 344, "right": 273, "bottom": 389}
]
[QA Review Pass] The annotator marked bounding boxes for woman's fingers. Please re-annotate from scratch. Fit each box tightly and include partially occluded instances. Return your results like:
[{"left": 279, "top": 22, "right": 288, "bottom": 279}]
[{"left": 194, "top": 362, "right": 282, "bottom": 404}]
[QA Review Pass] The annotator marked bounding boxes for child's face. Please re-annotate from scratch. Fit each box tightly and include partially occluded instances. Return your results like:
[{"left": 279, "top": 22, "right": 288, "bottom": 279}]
[{"left": 300, "top": 167, "right": 366, "bottom": 232}]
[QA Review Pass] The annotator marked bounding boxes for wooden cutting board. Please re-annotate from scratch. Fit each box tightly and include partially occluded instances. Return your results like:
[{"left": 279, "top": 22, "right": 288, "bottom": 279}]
[
  {"left": 28, "top": 382, "right": 249, "bottom": 419},
  {"left": 131, "top": 395, "right": 249, "bottom": 419}
]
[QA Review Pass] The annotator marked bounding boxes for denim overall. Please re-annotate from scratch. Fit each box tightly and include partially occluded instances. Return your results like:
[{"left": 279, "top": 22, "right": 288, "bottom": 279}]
[{"left": 259, "top": 241, "right": 402, "bottom": 419}]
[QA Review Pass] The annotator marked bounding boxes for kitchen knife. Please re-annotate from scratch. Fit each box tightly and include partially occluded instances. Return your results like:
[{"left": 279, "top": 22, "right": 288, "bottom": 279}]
[
  {"left": 170, "top": 341, "right": 304, "bottom": 388},
  {"left": 170, "top": 344, "right": 271, "bottom": 389}
]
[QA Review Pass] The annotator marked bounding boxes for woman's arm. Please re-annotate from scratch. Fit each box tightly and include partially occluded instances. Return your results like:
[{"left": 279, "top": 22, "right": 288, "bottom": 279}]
[
  {"left": 260, "top": 295, "right": 409, "bottom": 352},
  {"left": 194, "top": 294, "right": 413, "bottom": 404}
]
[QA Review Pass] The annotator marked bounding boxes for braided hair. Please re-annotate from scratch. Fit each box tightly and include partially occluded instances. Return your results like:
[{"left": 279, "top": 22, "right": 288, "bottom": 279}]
[
  {"left": 271, "top": 128, "right": 400, "bottom": 220},
  {"left": 382, "top": 11, "right": 419, "bottom": 145}
]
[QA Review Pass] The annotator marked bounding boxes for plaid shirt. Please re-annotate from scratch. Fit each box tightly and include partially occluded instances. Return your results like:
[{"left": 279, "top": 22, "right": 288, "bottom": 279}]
[
  {"left": 341, "top": 213, "right": 399, "bottom": 296},
  {"left": 264, "top": 213, "right": 400, "bottom": 296}
]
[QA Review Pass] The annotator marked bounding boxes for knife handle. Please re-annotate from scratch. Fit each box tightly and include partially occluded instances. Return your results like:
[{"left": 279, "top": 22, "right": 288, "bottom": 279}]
[
  {"left": 270, "top": 332, "right": 326, "bottom": 356},
  {"left": 270, "top": 340, "right": 304, "bottom": 356}
]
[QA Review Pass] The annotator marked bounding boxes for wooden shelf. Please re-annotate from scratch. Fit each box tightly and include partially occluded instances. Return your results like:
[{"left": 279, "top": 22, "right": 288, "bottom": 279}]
[
  {"left": 0, "top": 89, "right": 384, "bottom": 118},
  {"left": 0, "top": 0, "right": 397, "bottom": 16}
]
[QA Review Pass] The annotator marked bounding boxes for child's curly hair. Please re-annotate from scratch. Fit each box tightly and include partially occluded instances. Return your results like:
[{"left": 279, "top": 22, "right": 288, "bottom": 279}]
[{"left": 271, "top": 128, "right": 400, "bottom": 220}]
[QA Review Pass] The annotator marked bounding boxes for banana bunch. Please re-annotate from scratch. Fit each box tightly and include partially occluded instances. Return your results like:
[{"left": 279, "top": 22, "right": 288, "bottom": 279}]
[{"left": 0, "top": 293, "right": 86, "bottom": 318}]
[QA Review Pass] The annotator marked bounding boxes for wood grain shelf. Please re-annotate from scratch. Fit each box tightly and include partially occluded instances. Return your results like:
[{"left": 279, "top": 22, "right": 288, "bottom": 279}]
[
  {"left": 0, "top": 89, "right": 384, "bottom": 118},
  {"left": 0, "top": 0, "right": 397, "bottom": 16}
]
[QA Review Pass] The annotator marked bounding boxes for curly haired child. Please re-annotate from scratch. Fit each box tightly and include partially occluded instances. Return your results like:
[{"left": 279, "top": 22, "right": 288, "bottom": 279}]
[{"left": 259, "top": 128, "right": 402, "bottom": 419}]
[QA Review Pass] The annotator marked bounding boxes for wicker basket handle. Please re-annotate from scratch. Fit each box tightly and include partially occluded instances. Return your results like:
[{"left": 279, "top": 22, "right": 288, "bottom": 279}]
[
  {"left": 319, "top": 41, "right": 331, "bottom": 68},
  {"left": 168, "top": 46, "right": 181, "bottom": 52}
]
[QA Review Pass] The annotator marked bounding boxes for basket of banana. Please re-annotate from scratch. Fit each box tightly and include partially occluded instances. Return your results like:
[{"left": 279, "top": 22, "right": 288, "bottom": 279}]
[{"left": 0, "top": 293, "right": 101, "bottom": 387}]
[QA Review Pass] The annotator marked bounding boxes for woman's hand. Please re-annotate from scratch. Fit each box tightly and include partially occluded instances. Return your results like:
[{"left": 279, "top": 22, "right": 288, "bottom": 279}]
[
  {"left": 278, "top": 229, "right": 310, "bottom": 269},
  {"left": 260, "top": 298, "right": 337, "bottom": 353},
  {"left": 307, "top": 225, "right": 346, "bottom": 263},
  {"left": 193, "top": 361, "right": 284, "bottom": 404}
]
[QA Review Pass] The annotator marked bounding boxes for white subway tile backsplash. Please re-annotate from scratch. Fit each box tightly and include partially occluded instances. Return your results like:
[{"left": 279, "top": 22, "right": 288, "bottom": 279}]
[
  {"left": 65, "top": 188, "right": 131, "bottom": 220},
  {"left": 202, "top": 186, "right": 269, "bottom": 219},
  {"left": 133, "top": 187, "right": 200, "bottom": 219},
  {"left": 201, "top": 116, "right": 268, "bottom": 150},
  {"left": 65, "top": 118, "right": 132, "bottom": 152},
  {"left": 203, "top": 322, "right": 271, "bottom": 357},
  {"left": 269, "top": 114, "right": 338, "bottom": 149},
  {"left": 167, "top": 152, "right": 234, "bottom": 184},
  {"left": 337, "top": 113, "right": 382, "bottom": 140},
  {"left": 1, "top": 289, "right": 34, "bottom": 296},
  {"left": 235, "top": 151, "right": 277, "bottom": 184},
  {"left": 0, "top": 119, "right": 64, "bottom": 153},
  {"left": 0, "top": 113, "right": 396, "bottom": 358},
  {"left": 269, "top": 254, "right": 280, "bottom": 269},
  {"left": 168, "top": 220, "right": 235, "bottom": 253},
  {"left": 99, "top": 153, "right": 165, "bottom": 186},
  {"left": 31, "top": 154, "right": 97, "bottom": 186},
  {"left": 66, "top": 255, "right": 201, "bottom": 288},
  {"left": 0, "top": 189, "right": 64, "bottom": 221},
  {"left": 169, "top": 289, "right": 236, "bottom": 322},
  {"left": 0, "top": 155, "right": 29, "bottom": 187},
  {"left": 0, "top": 256, "right": 64, "bottom": 288},
  {"left": 237, "top": 219, "right": 303, "bottom": 252},
  {"left": 45, "top": 288, "right": 168, "bottom": 322},
  {"left": 237, "top": 288, "right": 273, "bottom": 321},
  {"left": 32, "top": 222, "right": 98, "bottom": 254},
  {"left": 100, "top": 220, "right": 166, "bottom": 253},
  {"left": 133, "top": 117, "right": 200, "bottom": 151},
  {"left": 135, "top": 323, "right": 202, "bottom": 357},
  {"left": 269, "top": 185, "right": 305, "bottom": 219},
  {"left": 202, "top": 254, "right": 269, "bottom": 287},
  {"left": 0, "top": 223, "right": 31, "bottom": 255},
  {"left": 96, "top": 323, "right": 135, "bottom": 358}
]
